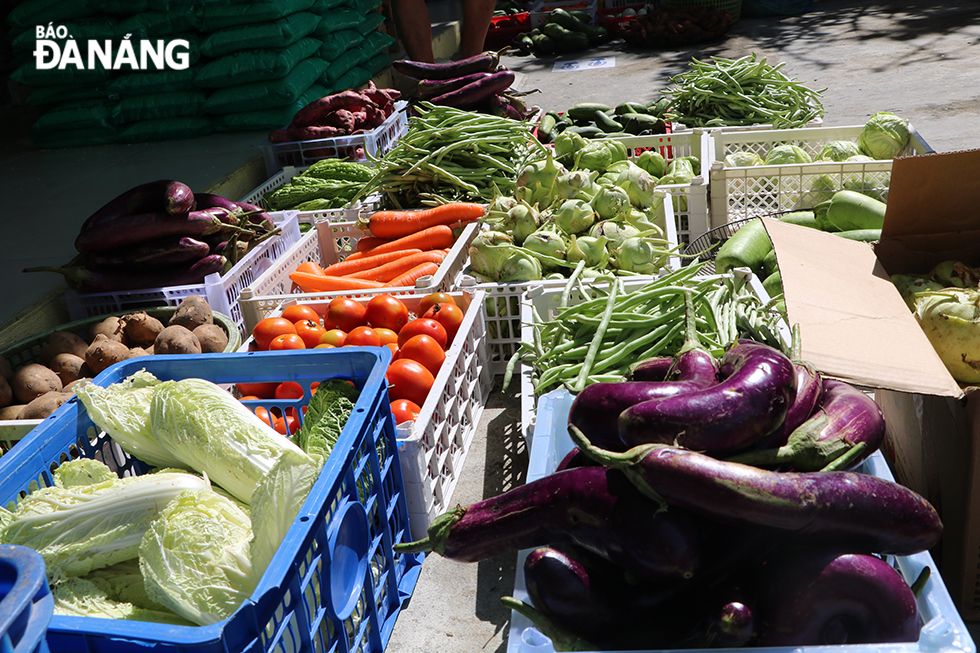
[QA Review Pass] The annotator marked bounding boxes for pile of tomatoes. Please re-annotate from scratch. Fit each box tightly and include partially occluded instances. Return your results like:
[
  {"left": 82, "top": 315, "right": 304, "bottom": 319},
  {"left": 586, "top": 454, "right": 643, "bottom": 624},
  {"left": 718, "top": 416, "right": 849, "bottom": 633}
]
[{"left": 248, "top": 291, "right": 465, "bottom": 425}]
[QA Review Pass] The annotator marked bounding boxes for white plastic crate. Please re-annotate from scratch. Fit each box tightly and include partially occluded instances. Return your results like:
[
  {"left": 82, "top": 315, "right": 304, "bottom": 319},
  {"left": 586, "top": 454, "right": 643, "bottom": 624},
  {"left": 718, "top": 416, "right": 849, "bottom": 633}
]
[
  {"left": 238, "top": 218, "right": 479, "bottom": 335},
  {"left": 529, "top": 0, "right": 598, "bottom": 26},
  {"left": 706, "top": 123, "right": 934, "bottom": 228},
  {"left": 238, "top": 290, "right": 493, "bottom": 540},
  {"left": 62, "top": 211, "right": 301, "bottom": 339},
  {"left": 468, "top": 187, "right": 682, "bottom": 377},
  {"left": 238, "top": 164, "right": 381, "bottom": 218},
  {"left": 261, "top": 101, "right": 408, "bottom": 176},
  {"left": 506, "top": 388, "right": 977, "bottom": 653}
]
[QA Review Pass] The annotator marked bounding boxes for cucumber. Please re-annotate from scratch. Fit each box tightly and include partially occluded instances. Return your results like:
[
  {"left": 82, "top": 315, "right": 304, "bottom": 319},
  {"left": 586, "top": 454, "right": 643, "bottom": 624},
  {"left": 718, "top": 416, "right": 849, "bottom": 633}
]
[
  {"left": 761, "top": 248, "right": 779, "bottom": 278},
  {"left": 564, "top": 124, "right": 605, "bottom": 138},
  {"left": 615, "top": 101, "right": 648, "bottom": 116},
  {"left": 825, "top": 190, "right": 887, "bottom": 232},
  {"left": 543, "top": 21, "right": 571, "bottom": 39},
  {"left": 623, "top": 113, "right": 666, "bottom": 135},
  {"left": 714, "top": 219, "right": 774, "bottom": 275},
  {"left": 778, "top": 210, "right": 819, "bottom": 229},
  {"left": 593, "top": 110, "right": 623, "bottom": 133},
  {"left": 550, "top": 7, "right": 589, "bottom": 32},
  {"left": 531, "top": 33, "right": 555, "bottom": 54},
  {"left": 593, "top": 131, "right": 630, "bottom": 139},
  {"left": 568, "top": 9, "right": 591, "bottom": 23},
  {"left": 555, "top": 29, "right": 590, "bottom": 52},
  {"left": 648, "top": 97, "right": 672, "bottom": 118},
  {"left": 834, "top": 228, "right": 882, "bottom": 242},
  {"left": 566, "top": 102, "right": 612, "bottom": 121},
  {"left": 538, "top": 110, "right": 560, "bottom": 144}
]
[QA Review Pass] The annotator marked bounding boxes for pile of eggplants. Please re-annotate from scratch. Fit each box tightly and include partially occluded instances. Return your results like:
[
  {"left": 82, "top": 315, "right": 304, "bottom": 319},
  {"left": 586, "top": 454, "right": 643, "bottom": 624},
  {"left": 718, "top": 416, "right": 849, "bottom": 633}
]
[{"left": 396, "top": 297, "right": 940, "bottom": 650}]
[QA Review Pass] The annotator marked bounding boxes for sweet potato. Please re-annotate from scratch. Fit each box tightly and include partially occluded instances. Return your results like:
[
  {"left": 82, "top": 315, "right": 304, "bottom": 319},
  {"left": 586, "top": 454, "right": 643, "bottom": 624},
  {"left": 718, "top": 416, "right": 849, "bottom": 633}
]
[
  {"left": 38, "top": 330, "right": 89, "bottom": 365},
  {"left": 193, "top": 323, "right": 228, "bottom": 353},
  {"left": 85, "top": 333, "right": 131, "bottom": 375},
  {"left": 123, "top": 311, "right": 165, "bottom": 347},
  {"left": 154, "top": 325, "right": 202, "bottom": 355},
  {"left": 48, "top": 353, "right": 90, "bottom": 386},
  {"left": 11, "top": 363, "right": 63, "bottom": 404},
  {"left": 168, "top": 295, "right": 213, "bottom": 330},
  {"left": 18, "top": 391, "right": 73, "bottom": 420},
  {"left": 88, "top": 316, "right": 126, "bottom": 343}
]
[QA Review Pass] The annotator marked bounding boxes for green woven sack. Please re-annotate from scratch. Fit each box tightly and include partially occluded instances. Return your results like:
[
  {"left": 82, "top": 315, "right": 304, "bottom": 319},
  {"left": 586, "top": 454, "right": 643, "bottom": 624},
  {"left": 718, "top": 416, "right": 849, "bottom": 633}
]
[
  {"left": 203, "top": 56, "right": 329, "bottom": 114},
  {"left": 309, "top": 0, "right": 347, "bottom": 13},
  {"left": 362, "top": 30, "right": 395, "bottom": 56},
  {"left": 7, "top": 0, "right": 94, "bottom": 28},
  {"left": 313, "top": 8, "right": 362, "bottom": 34},
  {"left": 118, "top": 11, "right": 201, "bottom": 37},
  {"left": 116, "top": 116, "right": 213, "bottom": 143},
  {"left": 100, "top": 0, "right": 150, "bottom": 14},
  {"left": 322, "top": 49, "right": 362, "bottom": 85},
  {"left": 193, "top": 37, "right": 322, "bottom": 88},
  {"left": 26, "top": 83, "right": 109, "bottom": 106},
  {"left": 196, "top": 0, "right": 317, "bottom": 31},
  {"left": 32, "top": 99, "right": 117, "bottom": 132},
  {"left": 343, "top": 0, "right": 383, "bottom": 15},
  {"left": 356, "top": 13, "right": 387, "bottom": 36},
  {"left": 112, "top": 90, "right": 207, "bottom": 123},
  {"left": 325, "top": 66, "right": 372, "bottom": 95},
  {"left": 200, "top": 11, "right": 321, "bottom": 58},
  {"left": 318, "top": 29, "right": 362, "bottom": 61},
  {"left": 364, "top": 50, "right": 392, "bottom": 76},
  {"left": 211, "top": 84, "right": 327, "bottom": 132},
  {"left": 107, "top": 67, "right": 197, "bottom": 99},
  {"left": 10, "top": 59, "right": 109, "bottom": 87}
]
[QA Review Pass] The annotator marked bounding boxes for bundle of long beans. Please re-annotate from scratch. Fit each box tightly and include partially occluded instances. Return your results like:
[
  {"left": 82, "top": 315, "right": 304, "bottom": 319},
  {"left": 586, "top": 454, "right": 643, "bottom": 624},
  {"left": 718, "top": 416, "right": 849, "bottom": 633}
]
[
  {"left": 506, "top": 262, "right": 788, "bottom": 395},
  {"left": 354, "top": 102, "right": 538, "bottom": 208},
  {"left": 664, "top": 54, "right": 826, "bottom": 129}
]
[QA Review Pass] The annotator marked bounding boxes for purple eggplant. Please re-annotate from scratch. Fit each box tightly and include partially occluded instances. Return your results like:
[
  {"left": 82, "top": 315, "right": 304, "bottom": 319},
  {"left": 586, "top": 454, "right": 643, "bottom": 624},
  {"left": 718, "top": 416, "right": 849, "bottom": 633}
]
[
  {"left": 86, "top": 235, "right": 211, "bottom": 269},
  {"left": 235, "top": 201, "right": 275, "bottom": 232},
  {"left": 392, "top": 51, "right": 500, "bottom": 81},
  {"left": 619, "top": 339, "right": 797, "bottom": 456},
  {"left": 74, "top": 209, "right": 239, "bottom": 254},
  {"left": 628, "top": 355, "right": 675, "bottom": 381},
  {"left": 555, "top": 447, "right": 598, "bottom": 472},
  {"left": 570, "top": 427, "right": 943, "bottom": 556},
  {"left": 24, "top": 254, "right": 227, "bottom": 293},
  {"left": 80, "top": 180, "right": 195, "bottom": 233},
  {"left": 417, "top": 72, "right": 491, "bottom": 100},
  {"left": 395, "top": 465, "right": 701, "bottom": 583},
  {"left": 728, "top": 377, "right": 885, "bottom": 472},
  {"left": 429, "top": 70, "right": 517, "bottom": 110},
  {"left": 754, "top": 546, "right": 919, "bottom": 646}
]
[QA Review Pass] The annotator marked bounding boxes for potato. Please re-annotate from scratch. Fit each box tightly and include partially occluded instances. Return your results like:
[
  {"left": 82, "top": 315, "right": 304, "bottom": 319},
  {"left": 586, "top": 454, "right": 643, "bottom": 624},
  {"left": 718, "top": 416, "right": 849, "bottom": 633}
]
[
  {"left": 0, "top": 374, "right": 11, "bottom": 408},
  {"left": 85, "top": 333, "right": 131, "bottom": 375},
  {"left": 88, "top": 316, "right": 126, "bottom": 343},
  {"left": 126, "top": 347, "right": 151, "bottom": 359},
  {"left": 64, "top": 377, "right": 91, "bottom": 393},
  {"left": 0, "top": 355, "right": 14, "bottom": 382},
  {"left": 155, "top": 325, "right": 202, "bottom": 355},
  {"left": 18, "top": 391, "right": 73, "bottom": 420},
  {"left": 194, "top": 323, "right": 229, "bottom": 353},
  {"left": 0, "top": 404, "right": 27, "bottom": 420},
  {"left": 168, "top": 295, "right": 213, "bottom": 331},
  {"left": 123, "top": 311, "right": 165, "bottom": 347},
  {"left": 12, "top": 363, "right": 63, "bottom": 404},
  {"left": 48, "top": 352, "right": 90, "bottom": 386},
  {"left": 37, "top": 330, "right": 89, "bottom": 365}
]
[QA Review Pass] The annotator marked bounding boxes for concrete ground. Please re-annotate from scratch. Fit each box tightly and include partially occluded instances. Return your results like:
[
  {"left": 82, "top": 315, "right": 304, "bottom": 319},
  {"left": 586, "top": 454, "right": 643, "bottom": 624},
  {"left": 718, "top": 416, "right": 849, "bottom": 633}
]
[{"left": 386, "top": 2, "right": 980, "bottom": 652}]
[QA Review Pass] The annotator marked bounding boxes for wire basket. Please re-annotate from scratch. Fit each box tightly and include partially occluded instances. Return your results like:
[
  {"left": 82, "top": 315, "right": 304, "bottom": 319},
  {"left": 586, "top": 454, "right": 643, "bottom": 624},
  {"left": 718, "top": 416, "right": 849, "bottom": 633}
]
[
  {"left": 682, "top": 216, "right": 758, "bottom": 274},
  {"left": 662, "top": 0, "right": 741, "bottom": 22}
]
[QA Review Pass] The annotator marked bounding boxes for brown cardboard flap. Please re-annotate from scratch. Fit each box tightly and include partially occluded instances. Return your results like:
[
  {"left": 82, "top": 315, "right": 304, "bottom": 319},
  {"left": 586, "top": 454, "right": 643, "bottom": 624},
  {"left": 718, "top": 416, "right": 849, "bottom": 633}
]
[{"left": 763, "top": 218, "right": 963, "bottom": 398}]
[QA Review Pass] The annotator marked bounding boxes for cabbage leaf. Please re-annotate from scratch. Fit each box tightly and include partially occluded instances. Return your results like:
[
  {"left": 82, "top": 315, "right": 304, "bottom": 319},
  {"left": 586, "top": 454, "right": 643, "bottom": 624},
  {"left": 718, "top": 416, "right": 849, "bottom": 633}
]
[
  {"left": 51, "top": 575, "right": 193, "bottom": 625},
  {"left": 858, "top": 111, "right": 911, "bottom": 159}
]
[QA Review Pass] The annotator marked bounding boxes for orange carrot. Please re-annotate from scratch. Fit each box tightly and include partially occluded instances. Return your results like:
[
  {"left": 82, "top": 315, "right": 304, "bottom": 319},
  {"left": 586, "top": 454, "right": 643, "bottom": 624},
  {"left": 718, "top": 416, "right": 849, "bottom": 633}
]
[
  {"left": 289, "top": 271, "right": 385, "bottom": 292},
  {"left": 363, "top": 202, "right": 486, "bottom": 239},
  {"left": 355, "top": 236, "right": 389, "bottom": 254},
  {"left": 295, "top": 260, "right": 325, "bottom": 276},
  {"left": 383, "top": 262, "right": 441, "bottom": 287},
  {"left": 320, "top": 248, "right": 424, "bottom": 277},
  {"left": 354, "top": 225, "right": 455, "bottom": 258},
  {"left": 347, "top": 250, "right": 447, "bottom": 282}
]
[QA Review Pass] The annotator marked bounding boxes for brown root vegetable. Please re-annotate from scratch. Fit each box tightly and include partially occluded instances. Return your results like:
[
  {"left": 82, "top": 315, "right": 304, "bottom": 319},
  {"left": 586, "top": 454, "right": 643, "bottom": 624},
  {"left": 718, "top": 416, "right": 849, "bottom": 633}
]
[
  {"left": 88, "top": 316, "right": 126, "bottom": 343},
  {"left": 0, "top": 375, "right": 12, "bottom": 407},
  {"left": 0, "top": 355, "right": 12, "bottom": 382},
  {"left": 126, "top": 347, "right": 151, "bottom": 359},
  {"left": 38, "top": 330, "right": 89, "bottom": 365},
  {"left": 168, "top": 296, "right": 213, "bottom": 331},
  {"left": 18, "top": 391, "right": 74, "bottom": 420},
  {"left": 64, "top": 377, "right": 92, "bottom": 393},
  {"left": 0, "top": 404, "right": 27, "bottom": 420},
  {"left": 123, "top": 311, "right": 165, "bottom": 347},
  {"left": 12, "top": 363, "right": 63, "bottom": 404},
  {"left": 47, "top": 353, "right": 90, "bottom": 386},
  {"left": 193, "top": 323, "right": 228, "bottom": 353},
  {"left": 154, "top": 325, "right": 202, "bottom": 355},
  {"left": 85, "top": 333, "right": 131, "bottom": 375}
]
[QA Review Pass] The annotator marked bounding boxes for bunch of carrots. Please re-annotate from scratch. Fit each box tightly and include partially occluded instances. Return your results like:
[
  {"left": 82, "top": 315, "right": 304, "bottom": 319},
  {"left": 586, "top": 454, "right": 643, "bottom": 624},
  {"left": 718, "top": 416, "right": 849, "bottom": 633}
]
[{"left": 289, "top": 202, "right": 486, "bottom": 293}]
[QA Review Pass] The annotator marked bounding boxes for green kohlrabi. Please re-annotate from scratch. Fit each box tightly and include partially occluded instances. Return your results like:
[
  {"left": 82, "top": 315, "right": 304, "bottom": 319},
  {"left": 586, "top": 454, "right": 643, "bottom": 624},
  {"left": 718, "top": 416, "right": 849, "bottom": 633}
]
[
  {"left": 591, "top": 184, "right": 631, "bottom": 221},
  {"left": 556, "top": 170, "right": 598, "bottom": 203},
  {"left": 140, "top": 487, "right": 255, "bottom": 626},
  {"left": 150, "top": 377, "right": 314, "bottom": 505},
  {"left": 590, "top": 220, "right": 641, "bottom": 250},
  {"left": 913, "top": 288, "right": 980, "bottom": 384},
  {"left": 566, "top": 235, "right": 609, "bottom": 269},
  {"left": 515, "top": 148, "right": 566, "bottom": 209},
  {"left": 0, "top": 459, "right": 210, "bottom": 578},
  {"left": 612, "top": 235, "right": 671, "bottom": 274},
  {"left": 636, "top": 150, "right": 666, "bottom": 178},
  {"left": 468, "top": 243, "right": 543, "bottom": 282},
  {"left": 553, "top": 198, "right": 597, "bottom": 235},
  {"left": 522, "top": 226, "right": 569, "bottom": 270},
  {"left": 608, "top": 160, "right": 657, "bottom": 208},
  {"left": 858, "top": 112, "right": 911, "bottom": 160},
  {"left": 508, "top": 200, "right": 541, "bottom": 245}
]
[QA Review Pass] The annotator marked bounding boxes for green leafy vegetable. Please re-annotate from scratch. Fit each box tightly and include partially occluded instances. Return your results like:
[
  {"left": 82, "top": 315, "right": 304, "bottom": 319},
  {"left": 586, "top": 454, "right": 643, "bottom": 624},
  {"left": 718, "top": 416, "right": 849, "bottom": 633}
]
[
  {"left": 858, "top": 111, "right": 911, "bottom": 160},
  {"left": 294, "top": 378, "right": 360, "bottom": 459},
  {"left": 50, "top": 575, "right": 194, "bottom": 624},
  {"left": 764, "top": 144, "right": 811, "bottom": 165},
  {"left": 817, "top": 140, "right": 861, "bottom": 162}
]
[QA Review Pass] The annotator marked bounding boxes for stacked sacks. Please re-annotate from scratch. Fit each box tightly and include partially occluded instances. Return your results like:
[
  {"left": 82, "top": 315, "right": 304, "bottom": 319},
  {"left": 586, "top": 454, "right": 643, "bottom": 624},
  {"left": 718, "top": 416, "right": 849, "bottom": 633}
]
[{"left": 311, "top": 0, "right": 395, "bottom": 93}]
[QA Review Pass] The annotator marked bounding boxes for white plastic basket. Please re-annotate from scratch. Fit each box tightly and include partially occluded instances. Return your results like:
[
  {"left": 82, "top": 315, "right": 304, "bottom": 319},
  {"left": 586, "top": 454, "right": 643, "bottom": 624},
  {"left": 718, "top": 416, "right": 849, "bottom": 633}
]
[
  {"left": 468, "top": 187, "right": 683, "bottom": 377},
  {"left": 238, "top": 218, "right": 480, "bottom": 335},
  {"left": 261, "top": 101, "right": 409, "bottom": 176},
  {"left": 239, "top": 290, "right": 493, "bottom": 540},
  {"left": 238, "top": 165, "right": 382, "bottom": 219},
  {"left": 62, "top": 212, "right": 302, "bottom": 339},
  {"left": 506, "top": 388, "right": 977, "bottom": 653},
  {"left": 706, "top": 124, "right": 933, "bottom": 227}
]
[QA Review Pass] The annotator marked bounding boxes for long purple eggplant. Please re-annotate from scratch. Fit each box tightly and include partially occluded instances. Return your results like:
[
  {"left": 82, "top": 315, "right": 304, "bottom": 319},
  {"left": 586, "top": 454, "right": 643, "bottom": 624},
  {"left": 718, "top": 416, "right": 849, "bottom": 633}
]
[
  {"left": 392, "top": 51, "right": 500, "bottom": 80},
  {"left": 394, "top": 465, "right": 701, "bottom": 583},
  {"left": 86, "top": 235, "right": 211, "bottom": 269},
  {"left": 619, "top": 339, "right": 797, "bottom": 456},
  {"left": 727, "top": 377, "right": 885, "bottom": 472},
  {"left": 24, "top": 254, "right": 227, "bottom": 293},
  {"left": 74, "top": 209, "right": 238, "bottom": 254},
  {"left": 569, "top": 426, "right": 942, "bottom": 556},
  {"left": 754, "top": 546, "right": 919, "bottom": 646},
  {"left": 80, "top": 180, "right": 195, "bottom": 233},
  {"left": 628, "top": 355, "right": 675, "bottom": 381},
  {"left": 417, "top": 72, "right": 491, "bottom": 100},
  {"left": 429, "top": 70, "right": 516, "bottom": 110}
]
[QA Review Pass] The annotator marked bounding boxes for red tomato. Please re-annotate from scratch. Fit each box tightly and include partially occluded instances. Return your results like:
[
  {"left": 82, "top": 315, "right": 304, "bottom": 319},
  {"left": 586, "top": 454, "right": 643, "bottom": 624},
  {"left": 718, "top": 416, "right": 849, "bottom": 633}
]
[
  {"left": 319, "top": 328, "right": 347, "bottom": 347},
  {"left": 398, "top": 334, "right": 446, "bottom": 376},
  {"left": 385, "top": 358, "right": 435, "bottom": 406},
  {"left": 345, "top": 326, "right": 382, "bottom": 347},
  {"left": 365, "top": 294, "right": 409, "bottom": 332},
  {"left": 281, "top": 304, "right": 321, "bottom": 324},
  {"left": 236, "top": 381, "right": 278, "bottom": 399},
  {"left": 253, "top": 317, "right": 297, "bottom": 350},
  {"left": 390, "top": 398, "right": 422, "bottom": 425},
  {"left": 275, "top": 381, "right": 305, "bottom": 400},
  {"left": 269, "top": 333, "right": 306, "bottom": 350},
  {"left": 273, "top": 412, "right": 299, "bottom": 435},
  {"left": 417, "top": 292, "right": 456, "bottom": 317},
  {"left": 315, "top": 343, "right": 336, "bottom": 349},
  {"left": 254, "top": 405, "right": 273, "bottom": 427},
  {"left": 324, "top": 297, "right": 367, "bottom": 332},
  {"left": 375, "top": 327, "right": 399, "bottom": 346},
  {"left": 397, "top": 318, "right": 448, "bottom": 349},
  {"left": 423, "top": 303, "right": 464, "bottom": 345},
  {"left": 294, "top": 319, "right": 327, "bottom": 348},
  {"left": 384, "top": 342, "right": 400, "bottom": 358}
]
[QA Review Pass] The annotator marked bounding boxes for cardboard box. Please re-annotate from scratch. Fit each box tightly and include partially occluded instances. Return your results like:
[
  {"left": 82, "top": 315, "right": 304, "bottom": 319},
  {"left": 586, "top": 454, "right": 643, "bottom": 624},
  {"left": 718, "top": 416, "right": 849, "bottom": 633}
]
[{"left": 762, "top": 148, "right": 980, "bottom": 620}]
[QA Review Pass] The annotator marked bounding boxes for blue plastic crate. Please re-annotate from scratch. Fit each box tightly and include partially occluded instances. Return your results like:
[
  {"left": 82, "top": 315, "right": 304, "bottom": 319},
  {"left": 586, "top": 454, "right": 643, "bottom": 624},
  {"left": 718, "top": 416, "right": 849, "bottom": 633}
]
[
  {"left": 507, "top": 389, "right": 977, "bottom": 653},
  {"left": 0, "top": 348, "right": 423, "bottom": 653},
  {"left": 0, "top": 545, "right": 53, "bottom": 653}
]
